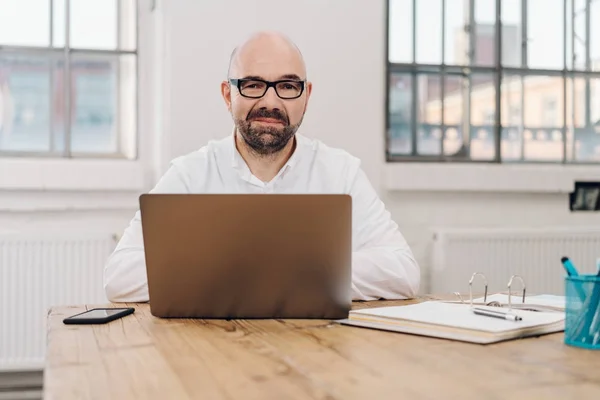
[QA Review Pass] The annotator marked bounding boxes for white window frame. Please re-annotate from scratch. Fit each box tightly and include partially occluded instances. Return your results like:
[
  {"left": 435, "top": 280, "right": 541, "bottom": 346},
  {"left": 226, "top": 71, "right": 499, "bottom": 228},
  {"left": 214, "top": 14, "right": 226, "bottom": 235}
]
[
  {"left": 0, "top": 0, "right": 158, "bottom": 207},
  {"left": 383, "top": 162, "right": 600, "bottom": 193}
]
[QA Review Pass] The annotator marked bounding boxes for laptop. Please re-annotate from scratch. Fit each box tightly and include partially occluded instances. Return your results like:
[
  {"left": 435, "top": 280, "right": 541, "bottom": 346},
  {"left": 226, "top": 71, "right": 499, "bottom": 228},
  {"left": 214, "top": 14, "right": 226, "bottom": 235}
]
[{"left": 139, "top": 194, "right": 352, "bottom": 319}]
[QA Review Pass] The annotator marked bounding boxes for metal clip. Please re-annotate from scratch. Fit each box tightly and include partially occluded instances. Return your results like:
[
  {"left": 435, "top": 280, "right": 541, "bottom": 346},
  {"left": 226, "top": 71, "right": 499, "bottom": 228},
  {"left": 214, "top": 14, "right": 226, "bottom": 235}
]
[
  {"left": 469, "top": 272, "right": 488, "bottom": 308},
  {"left": 453, "top": 292, "right": 465, "bottom": 304},
  {"left": 507, "top": 275, "right": 526, "bottom": 311}
]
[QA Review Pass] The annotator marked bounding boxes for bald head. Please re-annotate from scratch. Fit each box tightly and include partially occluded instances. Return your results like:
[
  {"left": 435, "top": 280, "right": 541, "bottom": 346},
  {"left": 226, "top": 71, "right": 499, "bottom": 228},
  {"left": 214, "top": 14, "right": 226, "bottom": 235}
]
[{"left": 227, "top": 31, "right": 306, "bottom": 79}]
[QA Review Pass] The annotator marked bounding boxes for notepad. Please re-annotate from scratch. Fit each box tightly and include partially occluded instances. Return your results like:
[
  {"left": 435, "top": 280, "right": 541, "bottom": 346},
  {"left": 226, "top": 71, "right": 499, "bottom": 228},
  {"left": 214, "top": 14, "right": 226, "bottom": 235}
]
[{"left": 337, "top": 301, "right": 565, "bottom": 344}]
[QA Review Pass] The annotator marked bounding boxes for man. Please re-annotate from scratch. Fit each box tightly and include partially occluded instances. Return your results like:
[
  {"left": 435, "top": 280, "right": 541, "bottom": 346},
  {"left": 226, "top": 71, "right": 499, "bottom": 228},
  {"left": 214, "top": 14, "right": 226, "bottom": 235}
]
[{"left": 104, "top": 31, "right": 420, "bottom": 303}]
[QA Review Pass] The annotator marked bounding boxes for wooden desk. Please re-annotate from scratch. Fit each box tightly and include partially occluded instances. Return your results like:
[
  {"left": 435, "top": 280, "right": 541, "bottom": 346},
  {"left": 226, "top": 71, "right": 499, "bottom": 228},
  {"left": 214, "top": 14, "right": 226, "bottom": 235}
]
[{"left": 44, "top": 299, "right": 600, "bottom": 400}]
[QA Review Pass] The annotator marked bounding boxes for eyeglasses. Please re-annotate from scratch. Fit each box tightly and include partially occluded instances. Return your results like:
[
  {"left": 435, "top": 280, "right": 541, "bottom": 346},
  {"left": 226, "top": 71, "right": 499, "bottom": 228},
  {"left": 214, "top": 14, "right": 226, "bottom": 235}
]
[{"left": 229, "top": 78, "right": 305, "bottom": 99}]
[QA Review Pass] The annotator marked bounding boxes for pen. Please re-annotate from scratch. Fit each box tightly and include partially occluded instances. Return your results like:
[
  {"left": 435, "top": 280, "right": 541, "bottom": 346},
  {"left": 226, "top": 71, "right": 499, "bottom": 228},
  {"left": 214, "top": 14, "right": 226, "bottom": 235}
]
[
  {"left": 562, "top": 256, "right": 587, "bottom": 302},
  {"left": 573, "top": 261, "right": 600, "bottom": 343},
  {"left": 473, "top": 307, "right": 522, "bottom": 321},
  {"left": 583, "top": 264, "right": 600, "bottom": 340},
  {"left": 561, "top": 256, "right": 580, "bottom": 276},
  {"left": 590, "top": 302, "right": 600, "bottom": 342}
]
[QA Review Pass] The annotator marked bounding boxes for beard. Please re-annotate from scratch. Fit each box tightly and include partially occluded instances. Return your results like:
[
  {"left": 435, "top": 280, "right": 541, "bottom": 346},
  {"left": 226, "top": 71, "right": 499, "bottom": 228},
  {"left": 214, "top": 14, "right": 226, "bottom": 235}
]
[{"left": 235, "top": 108, "right": 302, "bottom": 156}]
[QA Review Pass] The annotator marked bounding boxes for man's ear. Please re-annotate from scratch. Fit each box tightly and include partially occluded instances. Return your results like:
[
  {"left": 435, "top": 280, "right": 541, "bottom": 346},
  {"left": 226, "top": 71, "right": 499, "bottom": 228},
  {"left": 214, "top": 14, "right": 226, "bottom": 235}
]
[
  {"left": 303, "top": 81, "right": 313, "bottom": 114},
  {"left": 221, "top": 80, "right": 232, "bottom": 111}
]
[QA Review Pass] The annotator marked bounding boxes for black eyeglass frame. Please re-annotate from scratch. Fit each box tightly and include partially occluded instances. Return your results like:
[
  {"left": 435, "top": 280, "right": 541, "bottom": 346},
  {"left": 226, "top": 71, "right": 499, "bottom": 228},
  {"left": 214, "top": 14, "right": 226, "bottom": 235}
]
[{"left": 229, "top": 78, "right": 306, "bottom": 99}]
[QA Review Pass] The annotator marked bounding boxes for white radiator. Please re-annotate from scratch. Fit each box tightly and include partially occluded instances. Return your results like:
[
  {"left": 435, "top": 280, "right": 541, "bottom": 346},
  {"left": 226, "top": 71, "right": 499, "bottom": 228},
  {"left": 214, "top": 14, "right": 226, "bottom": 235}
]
[
  {"left": 0, "top": 233, "right": 117, "bottom": 371},
  {"left": 431, "top": 228, "right": 600, "bottom": 297}
]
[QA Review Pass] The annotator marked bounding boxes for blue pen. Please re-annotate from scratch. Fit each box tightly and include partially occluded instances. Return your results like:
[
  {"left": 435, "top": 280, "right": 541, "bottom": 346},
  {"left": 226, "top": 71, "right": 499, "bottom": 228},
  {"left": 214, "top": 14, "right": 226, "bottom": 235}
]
[
  {"left": 591, "top": 259, "right": 600, "bottom": 344},
  {"left": 561, "top": 256, "right": 580, "bottom": 276},
  {"left": 576, "top": 262, "right": 600, "bottom": 344},
  {"left": 562, "top": 257, "right": 587, "bottom": 302},
  {"left": 586, "top": 262, "right": 600, "bottom": 338}
]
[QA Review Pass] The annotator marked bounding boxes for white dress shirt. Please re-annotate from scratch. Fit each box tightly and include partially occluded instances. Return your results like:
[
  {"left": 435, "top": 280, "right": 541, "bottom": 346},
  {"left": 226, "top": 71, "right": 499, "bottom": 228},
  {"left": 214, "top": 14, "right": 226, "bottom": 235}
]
[{"left": 104, "top": 133, "right": 420, "bottom": 302}]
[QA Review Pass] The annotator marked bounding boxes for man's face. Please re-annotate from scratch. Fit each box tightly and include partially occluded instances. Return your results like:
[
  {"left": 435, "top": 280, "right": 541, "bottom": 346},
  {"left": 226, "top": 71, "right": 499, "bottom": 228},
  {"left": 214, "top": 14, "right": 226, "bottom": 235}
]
[{"left": 222, "top": 38, "right": 312, "bottom": 155}]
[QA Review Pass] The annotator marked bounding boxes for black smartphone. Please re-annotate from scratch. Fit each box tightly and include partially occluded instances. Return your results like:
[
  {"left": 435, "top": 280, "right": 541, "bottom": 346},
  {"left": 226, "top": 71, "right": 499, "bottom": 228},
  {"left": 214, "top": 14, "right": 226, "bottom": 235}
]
[{"left": 63, "top": 308, "right": 135, "bottom": 325}]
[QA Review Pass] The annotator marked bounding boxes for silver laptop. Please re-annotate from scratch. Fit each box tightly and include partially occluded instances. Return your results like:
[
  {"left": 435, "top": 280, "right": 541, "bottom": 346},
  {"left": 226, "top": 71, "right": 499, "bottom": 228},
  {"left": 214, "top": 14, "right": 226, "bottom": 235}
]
[{"left": 139, "top": 194, "right": 352, "bottom": 319}]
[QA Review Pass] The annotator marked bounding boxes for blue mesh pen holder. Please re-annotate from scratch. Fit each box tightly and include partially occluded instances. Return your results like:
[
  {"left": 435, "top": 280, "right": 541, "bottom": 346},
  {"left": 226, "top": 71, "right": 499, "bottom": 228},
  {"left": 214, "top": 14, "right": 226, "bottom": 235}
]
[{"left": 564, "top": 274, "right": 600, "bottom": 349}]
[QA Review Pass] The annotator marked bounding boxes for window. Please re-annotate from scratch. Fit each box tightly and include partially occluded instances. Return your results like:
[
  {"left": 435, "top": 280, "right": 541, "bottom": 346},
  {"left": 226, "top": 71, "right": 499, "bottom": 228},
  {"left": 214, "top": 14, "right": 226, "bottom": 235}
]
[
  {"left": 386, "top": 0, "right": 600, "bottom": 163},
  {"left": 541, "top": 97, "right": 558, "bottom": 127},
  {"left": 0, "top": 0, "right": 137, "bottom": 158}
]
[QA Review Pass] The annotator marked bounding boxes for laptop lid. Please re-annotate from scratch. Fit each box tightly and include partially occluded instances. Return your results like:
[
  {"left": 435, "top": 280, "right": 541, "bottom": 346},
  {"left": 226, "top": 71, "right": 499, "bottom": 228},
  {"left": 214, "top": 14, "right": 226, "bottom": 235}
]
[{"left": 139, "top": 194, "right": 352, "bottom": 319}]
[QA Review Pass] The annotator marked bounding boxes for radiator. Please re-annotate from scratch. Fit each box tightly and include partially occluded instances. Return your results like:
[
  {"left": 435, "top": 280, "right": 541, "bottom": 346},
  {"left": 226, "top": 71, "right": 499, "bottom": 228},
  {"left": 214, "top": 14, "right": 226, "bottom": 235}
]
[
  {"left": 0, "top": 233, "right": 117, "bottom": 371},
  {"left": 431, "top": 228, "right": 600, "bottom": 297}
]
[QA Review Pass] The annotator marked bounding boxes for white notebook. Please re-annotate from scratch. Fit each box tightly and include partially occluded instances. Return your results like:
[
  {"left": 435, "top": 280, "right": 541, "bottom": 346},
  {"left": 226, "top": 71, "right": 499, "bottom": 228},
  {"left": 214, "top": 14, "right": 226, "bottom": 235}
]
[{"left": 338, "top": 301, "right": 565, "bottom": 344}]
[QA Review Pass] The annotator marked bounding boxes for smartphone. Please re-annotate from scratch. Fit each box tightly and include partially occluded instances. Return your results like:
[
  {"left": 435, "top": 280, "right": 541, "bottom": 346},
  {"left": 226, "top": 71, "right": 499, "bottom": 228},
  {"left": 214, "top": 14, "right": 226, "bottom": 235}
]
[{"left": 63, "top": 308, "right": 135, "bottom": 325}]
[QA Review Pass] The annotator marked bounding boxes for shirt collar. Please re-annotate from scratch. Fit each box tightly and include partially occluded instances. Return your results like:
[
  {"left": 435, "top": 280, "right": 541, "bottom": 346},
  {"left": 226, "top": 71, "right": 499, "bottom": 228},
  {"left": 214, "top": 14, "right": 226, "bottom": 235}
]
[{"left": 230, "top": 130, "right": 243, "bottom": 169}]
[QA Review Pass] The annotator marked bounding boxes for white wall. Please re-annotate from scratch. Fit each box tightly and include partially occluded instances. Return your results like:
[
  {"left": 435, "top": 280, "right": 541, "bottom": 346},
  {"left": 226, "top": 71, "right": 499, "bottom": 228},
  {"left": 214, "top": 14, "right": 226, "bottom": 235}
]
[
  {"left": 384, "top": 191, "right": 600, "bottom": 287},
  {"left": 159, "top": 0, "right": 600, "bottom": 290},
  {"left": 2, "top": 0, "right": 599, "bottom": 294},
  {"left": 161, "top": 0, "right": 386, "bottom": 188}
]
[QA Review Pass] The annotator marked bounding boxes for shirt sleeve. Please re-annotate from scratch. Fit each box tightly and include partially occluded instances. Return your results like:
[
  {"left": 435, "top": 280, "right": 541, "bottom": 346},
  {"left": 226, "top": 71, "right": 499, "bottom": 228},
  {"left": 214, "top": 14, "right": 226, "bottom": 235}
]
[
  {"left": 103, "top": 163, "right": 190, "bottom": 302},
  {"left": 349, "top": 167, "right": 420, "bottom": 301}
]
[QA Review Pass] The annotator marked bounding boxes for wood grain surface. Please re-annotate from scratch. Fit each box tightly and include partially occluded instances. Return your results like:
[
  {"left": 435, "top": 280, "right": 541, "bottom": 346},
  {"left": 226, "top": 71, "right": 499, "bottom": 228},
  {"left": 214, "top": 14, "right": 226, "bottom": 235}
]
[{"left": 43, "top": 298, "right": 600, "bottom": 400}]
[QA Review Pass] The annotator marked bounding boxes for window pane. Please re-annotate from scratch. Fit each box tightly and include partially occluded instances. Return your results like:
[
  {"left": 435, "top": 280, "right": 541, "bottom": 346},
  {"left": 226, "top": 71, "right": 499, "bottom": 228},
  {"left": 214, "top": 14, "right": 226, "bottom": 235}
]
[
  {"left": 592, "top": 0, "right": 600, "bottom": 72},
  {"left": 53, "top": 0, "right": 66, "bottom": 47},
  {"left": 56, "top": 32, "right": 134, "bottom": 156},
  {"left": 501, "top": 74, "right": 524, "bottom": 161},
  {"left": 566, "top": 76, "right": 587, "bottom": 129},
  {"left": 566, "top": 76, "right": 584, "bottom": 161},
  {"left": 593, "top": 78, "right": 600, "bottom": 126},
  {"left": 0, "top": 0, "right": 49, "bottom": 47},
  {"left": 416, "top": 0, "right": 442, "bottom": 64},
  {"left": 470, "top": 73, "right": 496, "bottom": 160},
  {"left": 568, "top": 76, "right": 600, "bottom": 162},
  {"left": 416, "top": 74, "right": 441, "bottom": 155},
  {"left": 388, "top": 73, "right": 412, "bottom": 155},
  {"left": 473, "top": 0, "right": 496, "bottom": 67},
  {"left": 522, "top": 126, "right": 565, "bottom": 162},
  {"left": 524, "top": 75, "right": 563, "bottom": 162},
  {"left": 388, "top": 0, "right": 413, "bottom": 63},
  {"left": 527, "top": 0, "right": 564, "bottom": 70},
  {"left": 442, "top": 74, "right": 465, "bottom": 156},
  {"left": 70, "top": 0, "right": 117, "bottom": 49},
  {"left": 0, "top": 53, "right": 52, "bottom": 152},
  {"left": 53, "top": 54, "right": 136, "bottom": 156},
  {"left": 523, "top": 76, "right": 564, "bottom": 128},
  {"left": 501, "top": 0, "right": 523, "bottom": 67},
  {"left": 521, "top": 76, "right": 564, "bottom": 161},
  {"left": 501, "top": 75, "right": 564, "bottom": 162},
  {"left": 65, "top": 54, "right": 120, "bottom": 154},
  {"left": 444, "top": 0, "right": 467, "bottom": 65},
  {"left": 566, "top": 0, "right": 587, "bottom": 71}
]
